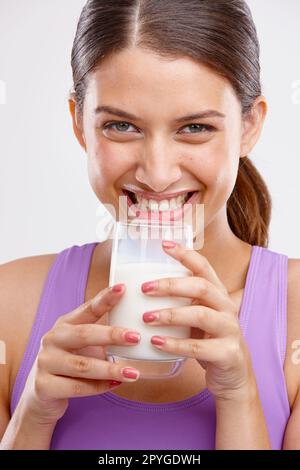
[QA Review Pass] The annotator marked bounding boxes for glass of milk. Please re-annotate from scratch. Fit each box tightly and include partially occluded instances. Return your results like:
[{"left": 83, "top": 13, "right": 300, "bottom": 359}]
[{"left": 107, "top": 221, "right": 193, "bottom": 379}]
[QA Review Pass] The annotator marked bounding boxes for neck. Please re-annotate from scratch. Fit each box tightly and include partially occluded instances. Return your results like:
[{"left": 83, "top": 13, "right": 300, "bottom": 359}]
[{"left": 194, "top": 207, "right": 252, "bottom": 293}]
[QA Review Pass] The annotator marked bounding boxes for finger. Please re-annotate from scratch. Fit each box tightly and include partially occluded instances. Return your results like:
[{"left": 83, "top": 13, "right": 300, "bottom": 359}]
[
  {"left": 74, "top": 344, "right": 107, "bottom": 361},
  {"left": 57, "top": 284, "right": 125, "bottom": 325},
  {"left": 143, "top": 306, "right": 238, "bottom": 337},
  {"left": 37, "top": 374, "right": 125, "bottom": 400},
  {"left": 141, "top": 276, "right": 233, "bottom": 311},
  {"left": 43, "top": 352, "right": 140, "bottom": 383},
  {"left": 161, "top": 240, "right": 227, "bottom": 294},
  {"left": 150, "top": 336, "right": 230, "bottom": 365},
  {"left": 49, "top": 323, "right": 141, "bottom": 350}
]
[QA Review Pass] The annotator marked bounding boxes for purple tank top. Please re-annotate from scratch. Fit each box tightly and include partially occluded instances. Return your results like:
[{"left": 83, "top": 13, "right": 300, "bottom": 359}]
[{"left": 10, "top": 243, "right": 290, "bottom": 449}]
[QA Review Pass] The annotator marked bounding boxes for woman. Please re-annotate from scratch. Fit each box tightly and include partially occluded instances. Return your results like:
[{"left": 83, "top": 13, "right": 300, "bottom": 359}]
[{"left": 1, "top": 0, "right": 300, "bottom": 450}]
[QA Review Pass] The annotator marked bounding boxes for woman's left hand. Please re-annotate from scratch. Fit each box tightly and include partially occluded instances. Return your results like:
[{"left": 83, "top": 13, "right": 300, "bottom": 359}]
[{"left": 141, "top": 240, "right": 256, "bottom": 402}]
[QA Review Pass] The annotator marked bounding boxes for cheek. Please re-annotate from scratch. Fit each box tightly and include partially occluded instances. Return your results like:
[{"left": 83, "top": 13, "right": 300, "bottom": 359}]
[
  {"left": 188, "top": 141, "right": 238, "bottom": 186},
  {"left": 186, "top": 137, "right": 240, "bottom": 205},
  {"left": 86, "top": 139, "right": 133, "bottom": 198}
]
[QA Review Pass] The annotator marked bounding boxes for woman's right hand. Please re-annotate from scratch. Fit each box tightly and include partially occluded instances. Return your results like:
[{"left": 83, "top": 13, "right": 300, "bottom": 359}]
[{"left": 17, "top": 283, "right": 140, "bottom": 425}]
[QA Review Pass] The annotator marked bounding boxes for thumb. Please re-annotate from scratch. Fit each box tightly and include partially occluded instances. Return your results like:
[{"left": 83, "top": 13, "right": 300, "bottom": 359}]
[{"left": 58, "top": 284, "right": 125, "bottom": 325}]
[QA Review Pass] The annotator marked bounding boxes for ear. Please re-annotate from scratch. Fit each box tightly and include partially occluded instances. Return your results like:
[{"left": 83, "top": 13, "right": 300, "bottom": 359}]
[
  {"left": 68, "top": 96, "right": 87, "bottom": 152},
  {"left": 240, "top": 96, "right": 268, "bottom": 157}
]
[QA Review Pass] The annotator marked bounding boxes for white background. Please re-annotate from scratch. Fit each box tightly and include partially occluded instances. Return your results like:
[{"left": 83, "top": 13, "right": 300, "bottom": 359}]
[{"left": 0, "top": 0, "right": 299, "bottom": 263}]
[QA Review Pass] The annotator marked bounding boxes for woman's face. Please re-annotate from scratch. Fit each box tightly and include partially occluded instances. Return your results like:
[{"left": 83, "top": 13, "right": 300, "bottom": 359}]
[{"left": 70, "top": 47, "right": 266, "bottom": 240}]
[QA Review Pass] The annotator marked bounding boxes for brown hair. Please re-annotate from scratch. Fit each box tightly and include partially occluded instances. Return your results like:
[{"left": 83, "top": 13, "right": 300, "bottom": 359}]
[{"left": 70, "top": 0, "right": 271, "bottom": 247}]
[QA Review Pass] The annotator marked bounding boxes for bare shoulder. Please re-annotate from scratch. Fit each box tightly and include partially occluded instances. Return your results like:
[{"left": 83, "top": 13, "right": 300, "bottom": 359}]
[
  {"left": 0, "top": 252, "right": 57, "bottom": 314},
  {"left": 0, "top": 251, "right": 58, "bottom": 349},
  {"left": 0, "top": 252, "right": 57, "bottom": 310},
  {"left": 285, "top": 258, "right": 300, "bottom": 410},
  {"left": 0, "top": 252, "right": 57, "bottom": 410}
]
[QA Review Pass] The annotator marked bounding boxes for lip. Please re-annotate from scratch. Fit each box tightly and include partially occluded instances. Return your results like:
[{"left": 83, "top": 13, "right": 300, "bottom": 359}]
[
  {"left": 122, "top": 186, "right": 198, "bottom": 202},
  {"left": 122, "top": 189, "right": 200, "bottom": 222}
]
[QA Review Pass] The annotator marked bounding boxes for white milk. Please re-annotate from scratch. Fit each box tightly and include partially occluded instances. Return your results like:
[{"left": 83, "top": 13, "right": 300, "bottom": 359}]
[{"left": 107, "top": 262, "right": 192, "bottom": 361}]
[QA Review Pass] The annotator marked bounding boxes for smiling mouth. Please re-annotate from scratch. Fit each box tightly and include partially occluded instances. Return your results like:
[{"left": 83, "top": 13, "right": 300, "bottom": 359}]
[{"left": 122, "top": 189, "right": 197, "bottom": 212}]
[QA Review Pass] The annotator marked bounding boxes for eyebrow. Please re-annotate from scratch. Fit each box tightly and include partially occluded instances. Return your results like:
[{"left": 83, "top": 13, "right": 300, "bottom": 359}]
[{"left": 93, "top": 105, "right": 226, "bottom": 122}]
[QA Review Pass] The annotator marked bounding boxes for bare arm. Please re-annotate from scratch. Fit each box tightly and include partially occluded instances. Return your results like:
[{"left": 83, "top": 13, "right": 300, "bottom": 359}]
[
  {"left": 0, "top": 401, "right": 56, "bottom": 450},
  {"left": 0, "top": 391, "right": 10, "bottom": 446},
  {"left": 215, "top": 382, "right": 271, "bottom": 449},
  {"left": 0, "top": 255, "right": 57, "bottom": 449},
  {"left": 283, "top": 388, "right": 300, "bottom": 449},
  {"left": 281, "top": 258, "right": 300, "bottom": 449},
  {"left": 0, "top": 256, "right": 141, "bottom": 450},
  {"left": 216, "top": 258, "right": 300, "bottom": 450}
]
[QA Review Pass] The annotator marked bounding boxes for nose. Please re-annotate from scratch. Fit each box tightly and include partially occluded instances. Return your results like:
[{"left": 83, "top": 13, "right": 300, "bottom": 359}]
[{"left": 135, "top": 143, "right": 182, "bottom": 193}]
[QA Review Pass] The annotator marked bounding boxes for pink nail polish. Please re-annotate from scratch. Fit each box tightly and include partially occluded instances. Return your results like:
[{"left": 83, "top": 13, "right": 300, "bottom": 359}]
[
  {"left": 143, "top": 311, "right": 159, "bottom": 322},
  {"left": 122, "top": 368, "right": 140, "bottom": 380},
  {"left": 109, "top": 380, "right": 122, "bottom": 388},
  {"left": 124, "top": 331, "right": 141, "bottom": 343},
  {"left": 111, "top": 283, "right": 124, "bottom": 293},
  {"left": 141, "top": 281, "right": 156, "bottom": 293},
  {"left": 162, "top": 240, "right": 177, "bottom": 249},
  {"left": 151, "top": 336, "right": 165, "bottom": 347}
]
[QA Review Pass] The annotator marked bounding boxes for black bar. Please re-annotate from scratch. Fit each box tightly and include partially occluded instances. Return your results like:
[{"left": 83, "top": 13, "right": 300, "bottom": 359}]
[{"left": 0, "top": 450, "right": 298, "bottom": 466}]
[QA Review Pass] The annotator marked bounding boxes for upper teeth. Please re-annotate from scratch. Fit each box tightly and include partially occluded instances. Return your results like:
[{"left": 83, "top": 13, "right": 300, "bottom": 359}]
[{"left": 134, "top": 193, "right": 190, "bottom": 211}]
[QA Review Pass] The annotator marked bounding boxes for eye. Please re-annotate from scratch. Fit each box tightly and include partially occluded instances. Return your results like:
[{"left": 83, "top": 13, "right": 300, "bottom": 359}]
[
  {"left": 102, "top": 121, "right": 137, "bottom": 133},
  {"left": 179, "top": 123, "right": 215, "bottom": 134},
  {"left": 101, "top": 120, "right": 216, "bottom": 135}
]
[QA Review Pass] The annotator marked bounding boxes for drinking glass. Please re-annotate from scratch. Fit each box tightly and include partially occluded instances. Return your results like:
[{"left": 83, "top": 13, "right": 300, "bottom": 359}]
[{"left": 107, "top": 220, "right": 193, "bottom": 379}]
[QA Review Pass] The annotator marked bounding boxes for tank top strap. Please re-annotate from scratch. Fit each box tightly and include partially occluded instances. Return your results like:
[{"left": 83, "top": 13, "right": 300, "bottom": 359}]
[
  {"left": 10, "top": 242, "right": 98, "bottom": 414},
  {"left": 239, "top": 245, "right": 290, "bottom": 432},
  {"left": 240, "top": 246, "right": 288, "bottom": 365}
]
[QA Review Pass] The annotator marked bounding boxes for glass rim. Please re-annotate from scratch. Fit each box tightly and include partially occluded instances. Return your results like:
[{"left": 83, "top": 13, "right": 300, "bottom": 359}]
[{"left": 115, "top": 219, "right": 192, "bottom": 227}]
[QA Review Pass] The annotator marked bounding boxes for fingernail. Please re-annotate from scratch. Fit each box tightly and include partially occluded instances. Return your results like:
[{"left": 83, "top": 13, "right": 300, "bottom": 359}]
[
  {"left": 111, "top": 283, "right": 124, "bottom": 293},
  {"left": 143, "top": 311, "right": 159, "bottom": 323},
  {"left": 124, "top": 331, "right": 141, "bottom": 343},
  {"left": 121, "top": 367, "right": 140, "bottom": 380},
  {"left": 141, "top": 281, "right": 157, "bottom": 293},
  {"left": 109, "top": 380, "right": 122, "bottom": 388},
  {"left": 151, "top": 336, "right": 165, "bottom": 347},
  {"left": 162, "top": 240, "right": 177, "bottom": 249}
]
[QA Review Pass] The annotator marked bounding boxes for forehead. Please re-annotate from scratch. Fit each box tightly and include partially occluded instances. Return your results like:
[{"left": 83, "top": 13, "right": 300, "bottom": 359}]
[{"left": 85, "top": 47, "right": 239, "bottom": 116}]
